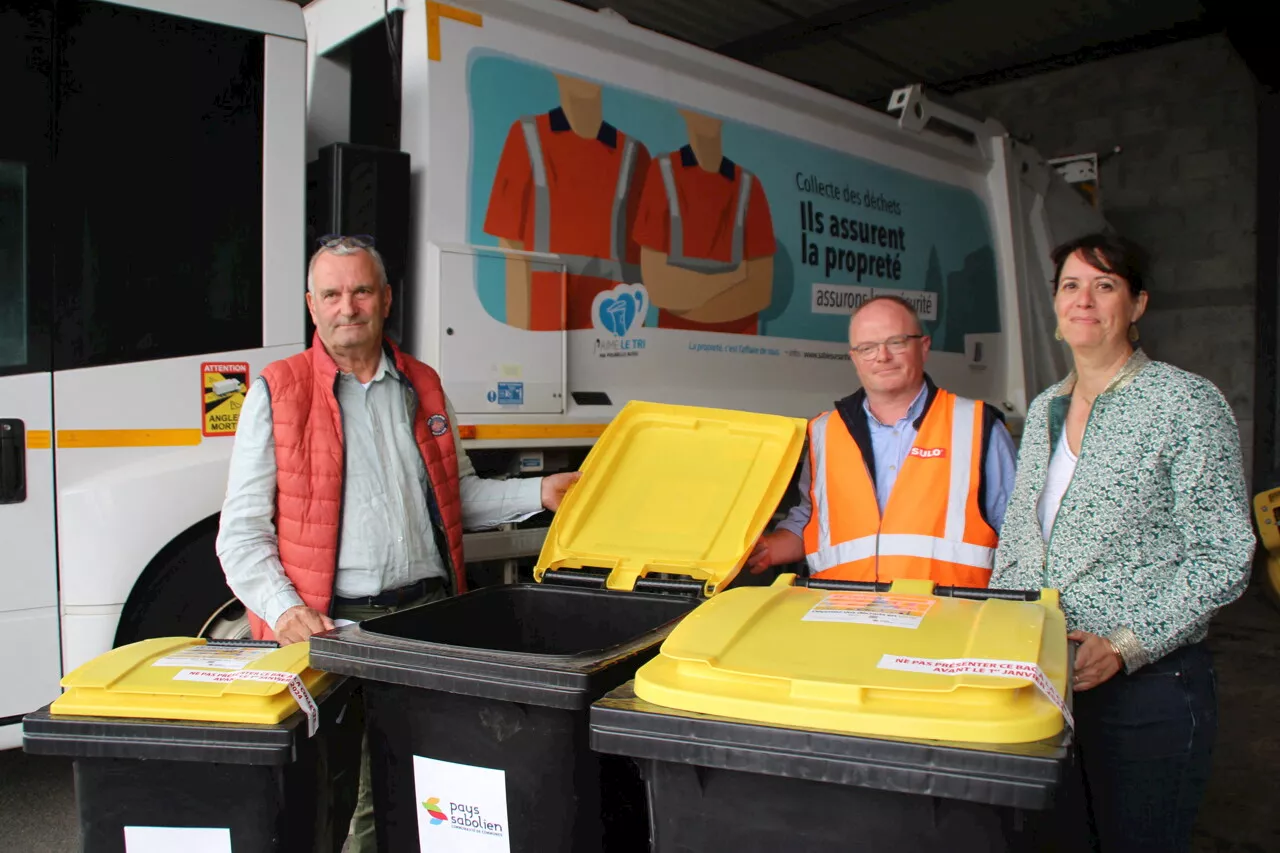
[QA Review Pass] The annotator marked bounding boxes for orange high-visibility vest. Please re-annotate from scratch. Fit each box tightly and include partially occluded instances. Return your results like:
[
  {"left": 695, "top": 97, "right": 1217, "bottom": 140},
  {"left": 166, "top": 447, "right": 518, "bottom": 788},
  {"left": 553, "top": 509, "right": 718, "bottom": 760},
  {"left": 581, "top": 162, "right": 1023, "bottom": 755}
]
[{"left": 802, "top": 389, "right": 997, "bottom": 587}]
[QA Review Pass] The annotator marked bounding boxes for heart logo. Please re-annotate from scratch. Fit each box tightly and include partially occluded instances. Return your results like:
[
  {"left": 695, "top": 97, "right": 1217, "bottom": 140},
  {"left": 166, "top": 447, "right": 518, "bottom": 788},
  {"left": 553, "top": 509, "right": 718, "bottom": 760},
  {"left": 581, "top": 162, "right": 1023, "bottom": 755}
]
[{"left": 592, "top": 284, "right": 647, "bottom": 338}]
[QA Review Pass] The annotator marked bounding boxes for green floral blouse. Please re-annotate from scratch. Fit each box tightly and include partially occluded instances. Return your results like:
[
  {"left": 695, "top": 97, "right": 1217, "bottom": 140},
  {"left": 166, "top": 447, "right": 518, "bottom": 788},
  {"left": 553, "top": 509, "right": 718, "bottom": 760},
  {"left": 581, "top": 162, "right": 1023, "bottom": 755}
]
[{"left": 991, "top": 349, "right": 1255, "bottom": 672}]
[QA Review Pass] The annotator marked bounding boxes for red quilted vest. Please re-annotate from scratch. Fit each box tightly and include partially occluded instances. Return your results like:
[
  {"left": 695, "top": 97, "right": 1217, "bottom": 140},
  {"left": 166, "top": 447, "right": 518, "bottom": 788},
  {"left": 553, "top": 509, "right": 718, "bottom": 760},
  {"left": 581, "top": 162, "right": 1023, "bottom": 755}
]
[{"left": 246, "top": 333, "right": 467, "bottom": 641}]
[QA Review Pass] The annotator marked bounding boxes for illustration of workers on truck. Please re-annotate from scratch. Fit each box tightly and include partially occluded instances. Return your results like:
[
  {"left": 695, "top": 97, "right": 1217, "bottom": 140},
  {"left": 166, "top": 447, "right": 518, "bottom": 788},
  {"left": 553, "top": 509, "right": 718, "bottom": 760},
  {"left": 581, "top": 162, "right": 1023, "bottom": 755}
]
[
  {"left": 482, "top": 72, "right": 651, "bottom": 332},
  {"left": 632, "top": 108, "right": 777, "bottom": 336}
]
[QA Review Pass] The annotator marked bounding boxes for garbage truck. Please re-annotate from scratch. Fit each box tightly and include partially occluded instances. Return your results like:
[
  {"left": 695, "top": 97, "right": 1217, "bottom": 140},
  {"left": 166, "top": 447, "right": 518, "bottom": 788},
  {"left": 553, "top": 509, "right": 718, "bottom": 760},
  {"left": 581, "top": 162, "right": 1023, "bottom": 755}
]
[{"left": 0, "top": 0, "right": 1105, "bottom": 748}]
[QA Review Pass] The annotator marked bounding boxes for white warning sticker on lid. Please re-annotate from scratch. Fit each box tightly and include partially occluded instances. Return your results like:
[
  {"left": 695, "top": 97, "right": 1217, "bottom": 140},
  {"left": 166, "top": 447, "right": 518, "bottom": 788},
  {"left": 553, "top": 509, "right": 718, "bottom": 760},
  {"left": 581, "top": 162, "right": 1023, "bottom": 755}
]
[
  {"left": 801, "top": 592, "right": 935, "bottom": 629},
  {"left": 172, "top": 668, "right": 320, "bottom": 737},
  {"left": 152, "top": 645, "right": 275, "bottom": 671},
  {"left": 877, "top": 653, "right": 1074, "bottom": 730}
]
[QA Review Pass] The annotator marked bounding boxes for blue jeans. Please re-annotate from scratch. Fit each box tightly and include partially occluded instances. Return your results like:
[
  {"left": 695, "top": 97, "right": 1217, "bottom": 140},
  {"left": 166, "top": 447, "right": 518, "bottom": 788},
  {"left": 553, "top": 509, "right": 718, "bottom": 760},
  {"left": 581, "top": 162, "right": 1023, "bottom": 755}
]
[{"left": 1073, "top": 641, "right": 1217, "bottom": 853}]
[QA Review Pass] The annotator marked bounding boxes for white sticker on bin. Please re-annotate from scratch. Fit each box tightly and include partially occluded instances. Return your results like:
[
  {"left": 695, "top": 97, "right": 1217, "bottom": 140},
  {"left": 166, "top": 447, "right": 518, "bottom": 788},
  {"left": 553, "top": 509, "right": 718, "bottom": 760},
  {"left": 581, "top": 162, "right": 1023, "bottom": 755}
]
[
  {"left": 173, "top": 668, "right": 320, "bottom": 737},
  {"left": 876, "top": 654, "right": 1074, "bottom": 731},
  {"left": 802, "top": 592, "right": 934, "bottom": 628},
  {"left": 124, "top": 825, "right": 231, "bottom": 853},
  {"left": 152, "top": 645, "right": 275, "bottom": 670}
]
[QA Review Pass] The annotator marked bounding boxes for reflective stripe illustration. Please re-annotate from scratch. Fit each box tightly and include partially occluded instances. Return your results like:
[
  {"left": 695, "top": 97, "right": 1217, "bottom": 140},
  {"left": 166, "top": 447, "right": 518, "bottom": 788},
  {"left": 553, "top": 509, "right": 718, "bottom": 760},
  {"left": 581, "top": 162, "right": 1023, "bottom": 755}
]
[
  {"left": 657, "top": 154, "right": 753, "bottom": 275},
  {"left": 517, "top": 115, "right": 640, "bottom": 282}
]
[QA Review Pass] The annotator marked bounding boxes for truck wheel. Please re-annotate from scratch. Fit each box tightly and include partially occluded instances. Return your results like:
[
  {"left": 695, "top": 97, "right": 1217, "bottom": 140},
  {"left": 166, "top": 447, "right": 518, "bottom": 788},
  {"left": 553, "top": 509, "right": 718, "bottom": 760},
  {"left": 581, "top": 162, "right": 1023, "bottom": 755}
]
[
  {"left": 114, "top": 521, "right": 250, "bottom": 646},
  {"left": 199, "top": 597, "right": 251, "bottom": 640}
]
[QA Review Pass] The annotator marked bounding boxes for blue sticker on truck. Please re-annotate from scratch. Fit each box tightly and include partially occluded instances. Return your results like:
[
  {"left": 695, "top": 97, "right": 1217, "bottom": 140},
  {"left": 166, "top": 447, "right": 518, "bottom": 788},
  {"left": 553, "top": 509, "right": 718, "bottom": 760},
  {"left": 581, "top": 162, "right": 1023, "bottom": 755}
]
[{"left": 496, "top": 382, "right": 524, "bottom": 405}]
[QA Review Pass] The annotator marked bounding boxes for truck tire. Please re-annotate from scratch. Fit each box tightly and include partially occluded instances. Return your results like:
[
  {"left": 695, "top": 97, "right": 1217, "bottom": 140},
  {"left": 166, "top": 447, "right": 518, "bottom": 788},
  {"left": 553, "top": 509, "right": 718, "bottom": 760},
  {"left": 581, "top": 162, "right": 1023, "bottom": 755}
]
[{"left": 114, "top": 521, "right": 251, "bottom": 646}]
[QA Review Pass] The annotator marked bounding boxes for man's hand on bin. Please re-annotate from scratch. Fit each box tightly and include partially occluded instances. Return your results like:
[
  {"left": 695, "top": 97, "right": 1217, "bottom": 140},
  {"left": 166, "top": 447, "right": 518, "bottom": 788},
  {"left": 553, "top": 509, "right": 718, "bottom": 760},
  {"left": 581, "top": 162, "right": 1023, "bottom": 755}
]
[
  {"left": 275, "top": 605, "right": 336, "bottom": 646},
  {"left": 746, "top": 530, "right": 804, "bottom": 574},
  {"left": 541, "top": 471, "right": 582, "bottom": 511}
]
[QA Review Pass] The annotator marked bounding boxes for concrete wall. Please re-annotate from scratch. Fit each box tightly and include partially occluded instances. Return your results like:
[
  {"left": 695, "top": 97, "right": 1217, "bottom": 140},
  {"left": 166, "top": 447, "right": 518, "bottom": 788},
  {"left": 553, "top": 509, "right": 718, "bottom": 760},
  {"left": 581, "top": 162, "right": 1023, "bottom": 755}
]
[{"left": 955, "top": 35, "right": 1259, "bottom": 482}]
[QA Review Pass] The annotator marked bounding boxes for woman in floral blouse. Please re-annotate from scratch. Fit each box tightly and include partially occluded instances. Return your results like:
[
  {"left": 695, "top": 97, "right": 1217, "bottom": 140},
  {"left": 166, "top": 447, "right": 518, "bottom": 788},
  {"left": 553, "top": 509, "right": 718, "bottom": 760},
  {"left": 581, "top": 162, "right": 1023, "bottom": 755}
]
[{"left": 991, "top": 232, "right": 1254, "bottom": 853}]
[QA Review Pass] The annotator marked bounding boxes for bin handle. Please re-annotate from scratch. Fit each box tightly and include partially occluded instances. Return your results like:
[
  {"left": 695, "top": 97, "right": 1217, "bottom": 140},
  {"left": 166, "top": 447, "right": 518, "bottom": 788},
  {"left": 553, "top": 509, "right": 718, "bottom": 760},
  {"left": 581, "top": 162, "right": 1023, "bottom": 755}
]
[
  {"left": 801, "top": 579, "right": 890, "bottom": 592},
  {"left": 204, "top": 638, "right": 281, "bottom": 648},
  {"left": 796, "top": 578, "right": 1040, "bottom": 601}
]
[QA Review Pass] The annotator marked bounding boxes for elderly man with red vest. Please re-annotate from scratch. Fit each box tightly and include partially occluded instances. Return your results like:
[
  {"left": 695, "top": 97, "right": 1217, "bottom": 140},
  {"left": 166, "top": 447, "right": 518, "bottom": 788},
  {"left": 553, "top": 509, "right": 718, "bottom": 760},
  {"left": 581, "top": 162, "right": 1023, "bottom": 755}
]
[
  {"left": 747, "top": 295, "right": 1017, "bottom": 587},
  {"left": 216, "top": 236, "right": 579, "bottom": 853}
]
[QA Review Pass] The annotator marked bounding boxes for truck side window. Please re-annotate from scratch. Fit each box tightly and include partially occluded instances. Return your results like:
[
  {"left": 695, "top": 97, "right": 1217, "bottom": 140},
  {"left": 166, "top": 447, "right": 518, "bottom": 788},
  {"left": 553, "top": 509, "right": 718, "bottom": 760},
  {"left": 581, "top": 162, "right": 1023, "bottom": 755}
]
[
  {"left": 0, "top": 162, "right": 26, "bottom": 371},
  {"left": 53, "top": 2, "right": 265, "bottom": 370}
]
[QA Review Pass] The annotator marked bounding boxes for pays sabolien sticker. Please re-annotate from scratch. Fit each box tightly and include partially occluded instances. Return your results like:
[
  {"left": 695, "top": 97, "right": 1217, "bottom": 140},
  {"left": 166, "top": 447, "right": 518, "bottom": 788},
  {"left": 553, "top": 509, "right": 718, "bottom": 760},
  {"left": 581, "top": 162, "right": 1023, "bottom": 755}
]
[{"left": 413, "top": 755, "right": 511, "bottom": 852}]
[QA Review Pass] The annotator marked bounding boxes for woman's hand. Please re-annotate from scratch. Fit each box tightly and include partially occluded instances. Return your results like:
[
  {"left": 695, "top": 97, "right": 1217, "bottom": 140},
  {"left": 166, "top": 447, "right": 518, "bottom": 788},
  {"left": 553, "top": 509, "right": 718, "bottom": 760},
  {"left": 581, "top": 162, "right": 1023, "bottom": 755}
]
[{"left": 1069, "top": 630, "right": 1124, "bottom": 691}]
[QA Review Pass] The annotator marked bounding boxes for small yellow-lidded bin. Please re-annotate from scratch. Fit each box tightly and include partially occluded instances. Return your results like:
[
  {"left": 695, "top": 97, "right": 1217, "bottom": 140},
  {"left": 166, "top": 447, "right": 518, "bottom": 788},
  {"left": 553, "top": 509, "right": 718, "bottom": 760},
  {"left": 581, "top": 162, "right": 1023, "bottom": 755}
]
[
  {"left": 23, "top": 638, "right": 361, "bottom": 853},
  {"left": 590, "top": 575, "right": 1075, "bottom": 853}
]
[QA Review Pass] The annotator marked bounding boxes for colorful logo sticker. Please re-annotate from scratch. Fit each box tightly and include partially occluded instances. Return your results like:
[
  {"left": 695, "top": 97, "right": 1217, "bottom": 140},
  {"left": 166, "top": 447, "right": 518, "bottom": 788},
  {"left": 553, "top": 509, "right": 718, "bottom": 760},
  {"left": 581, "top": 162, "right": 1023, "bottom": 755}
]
[
  {"left": 427, "top": 413, "right": 449, "bottom": 436},
  {"left": 424, "top": 797, "right": 448, "bottom": 825},
  {"left": 591, "top": 283, "right": 648, "bottom": 339}
]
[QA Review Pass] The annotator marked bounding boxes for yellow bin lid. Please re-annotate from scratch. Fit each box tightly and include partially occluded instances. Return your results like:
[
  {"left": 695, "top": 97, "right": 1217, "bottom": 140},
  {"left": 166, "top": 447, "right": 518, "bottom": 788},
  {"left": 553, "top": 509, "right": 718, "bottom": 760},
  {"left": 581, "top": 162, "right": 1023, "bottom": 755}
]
[
  {"left": 634, "top": 577, "right": 1069, "bottom": 744},
  {"left": 534, "top": 401, "right": 808, "bottom": 597},
  {"left": 50, "top": 638, "right": 337, "bottom": 726}
]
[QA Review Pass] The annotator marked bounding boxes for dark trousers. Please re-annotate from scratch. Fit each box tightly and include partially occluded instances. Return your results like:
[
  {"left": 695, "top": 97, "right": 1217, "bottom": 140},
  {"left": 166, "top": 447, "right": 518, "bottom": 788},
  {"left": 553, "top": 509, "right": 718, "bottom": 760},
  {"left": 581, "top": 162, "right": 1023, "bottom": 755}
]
[{"left": 1072, "top": 640, "right": 1217, "bottom": 853}]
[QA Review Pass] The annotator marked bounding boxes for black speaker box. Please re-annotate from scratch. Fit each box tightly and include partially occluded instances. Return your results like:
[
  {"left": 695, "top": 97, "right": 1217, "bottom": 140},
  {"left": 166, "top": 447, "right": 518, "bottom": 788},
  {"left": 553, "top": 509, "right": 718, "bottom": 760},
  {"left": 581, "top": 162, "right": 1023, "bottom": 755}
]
[{"left": 306, "top": 143, "right": 411, "bottom": 343}]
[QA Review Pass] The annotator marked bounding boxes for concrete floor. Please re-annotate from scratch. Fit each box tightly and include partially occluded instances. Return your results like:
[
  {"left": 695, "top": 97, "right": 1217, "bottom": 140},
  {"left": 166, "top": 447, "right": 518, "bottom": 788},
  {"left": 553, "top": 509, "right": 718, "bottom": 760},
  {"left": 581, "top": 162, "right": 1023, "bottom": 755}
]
[
  {"left": 1189, "top": 576, "right": 1280, "bottom": 852},
  {"left": 2, "top": 577, "right": 1278, "bottom": 852}
]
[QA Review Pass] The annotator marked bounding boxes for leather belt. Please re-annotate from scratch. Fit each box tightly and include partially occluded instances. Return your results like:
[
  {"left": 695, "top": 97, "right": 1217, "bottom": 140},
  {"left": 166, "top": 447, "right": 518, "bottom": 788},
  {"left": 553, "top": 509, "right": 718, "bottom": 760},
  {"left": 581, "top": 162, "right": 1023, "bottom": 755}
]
[{"left": 333, "top": 576, "right": 445, "bottom": 608}]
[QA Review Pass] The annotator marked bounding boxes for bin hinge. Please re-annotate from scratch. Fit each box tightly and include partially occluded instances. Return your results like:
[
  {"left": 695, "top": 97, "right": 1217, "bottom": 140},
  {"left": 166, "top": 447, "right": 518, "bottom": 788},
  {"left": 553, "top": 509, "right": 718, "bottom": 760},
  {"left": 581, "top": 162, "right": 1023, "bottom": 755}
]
[
  {"left": 540, "top": 568, "right": 610, "bottom": 589},
  {"left": 540, "top": 569, "right": 706, "bottom": 598},
  {"left": 632, "top": 577, "right": 706, "bottom": 598}
]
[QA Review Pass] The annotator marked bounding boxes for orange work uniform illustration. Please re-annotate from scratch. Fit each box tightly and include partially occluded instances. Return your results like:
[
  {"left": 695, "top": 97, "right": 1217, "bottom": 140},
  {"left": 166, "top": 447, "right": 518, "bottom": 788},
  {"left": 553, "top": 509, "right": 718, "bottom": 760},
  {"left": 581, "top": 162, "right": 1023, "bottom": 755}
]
[
  {"left": 484, "top": 74, "right": 651, "bottom": 331},
  {"left": 632, "top": 109, "right": 776, "bottom": 335}
]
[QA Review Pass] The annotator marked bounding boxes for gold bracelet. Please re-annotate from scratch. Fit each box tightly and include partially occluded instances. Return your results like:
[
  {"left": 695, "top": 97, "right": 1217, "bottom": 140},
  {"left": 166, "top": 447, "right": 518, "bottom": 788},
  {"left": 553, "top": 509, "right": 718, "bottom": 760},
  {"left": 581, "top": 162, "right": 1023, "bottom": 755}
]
[{"left": 1107, "top": 638, "right": 1125, "bottom": 670}]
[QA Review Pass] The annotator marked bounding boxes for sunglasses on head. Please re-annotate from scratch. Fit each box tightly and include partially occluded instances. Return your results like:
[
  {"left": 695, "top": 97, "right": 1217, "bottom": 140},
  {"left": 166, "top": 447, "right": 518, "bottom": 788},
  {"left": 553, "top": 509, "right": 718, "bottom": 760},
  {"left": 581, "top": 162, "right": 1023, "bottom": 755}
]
[{"left": 316, "top": 233, "right": 376, "bottom": 249}]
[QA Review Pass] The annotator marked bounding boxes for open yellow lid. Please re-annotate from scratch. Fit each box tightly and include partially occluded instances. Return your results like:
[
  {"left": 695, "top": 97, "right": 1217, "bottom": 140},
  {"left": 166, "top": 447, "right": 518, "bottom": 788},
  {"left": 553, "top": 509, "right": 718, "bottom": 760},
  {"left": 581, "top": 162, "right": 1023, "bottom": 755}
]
[
  {"left": 534, "top": 401, "right": 808, "bottom": 597},
  {"left": 50, "top": 638, "right": 336, "bottom": 726},
  {"left": 634, "top": 577, "right": 1069, "bottom": 744}
]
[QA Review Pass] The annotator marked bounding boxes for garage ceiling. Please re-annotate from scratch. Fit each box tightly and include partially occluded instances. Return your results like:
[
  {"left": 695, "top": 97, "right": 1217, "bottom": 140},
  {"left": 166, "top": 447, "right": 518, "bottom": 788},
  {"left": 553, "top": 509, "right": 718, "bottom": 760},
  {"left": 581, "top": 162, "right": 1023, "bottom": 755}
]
[
  {"left": 293, "top": 1, "right": 1262, "bottom": 102},
  {"left": 549, "top": 0, "right": 1235, "bottom": 106}
]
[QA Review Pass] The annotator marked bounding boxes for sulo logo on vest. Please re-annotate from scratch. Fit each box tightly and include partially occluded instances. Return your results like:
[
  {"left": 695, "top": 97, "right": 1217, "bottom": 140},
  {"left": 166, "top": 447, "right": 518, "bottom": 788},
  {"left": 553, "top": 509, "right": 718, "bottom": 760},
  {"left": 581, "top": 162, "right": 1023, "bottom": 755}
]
[{"left": 908, "top": 446, "right": 948, "bottom": 459}]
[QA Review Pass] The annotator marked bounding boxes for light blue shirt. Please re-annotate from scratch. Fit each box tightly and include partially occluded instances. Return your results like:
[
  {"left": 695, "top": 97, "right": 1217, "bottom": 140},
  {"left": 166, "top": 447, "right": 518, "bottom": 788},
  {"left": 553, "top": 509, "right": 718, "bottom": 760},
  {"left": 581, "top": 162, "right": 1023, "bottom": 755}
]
[
  {"left": 776, "top": 383, "right": 1018, "bottom": 541},
  {"left": 216, "top": 352, "right": 545, "bottom": 628}
]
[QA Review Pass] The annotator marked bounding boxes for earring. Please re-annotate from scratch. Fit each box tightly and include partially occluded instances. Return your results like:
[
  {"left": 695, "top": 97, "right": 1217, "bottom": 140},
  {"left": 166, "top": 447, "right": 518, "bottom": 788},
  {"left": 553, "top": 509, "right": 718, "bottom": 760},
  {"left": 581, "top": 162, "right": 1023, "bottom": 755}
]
[
  {"left": 1054, "top": 327, "right": 1064, "bottom": 341},
  {"left": 1129, "top": 325, "right": 1139, "bottom": 343}
]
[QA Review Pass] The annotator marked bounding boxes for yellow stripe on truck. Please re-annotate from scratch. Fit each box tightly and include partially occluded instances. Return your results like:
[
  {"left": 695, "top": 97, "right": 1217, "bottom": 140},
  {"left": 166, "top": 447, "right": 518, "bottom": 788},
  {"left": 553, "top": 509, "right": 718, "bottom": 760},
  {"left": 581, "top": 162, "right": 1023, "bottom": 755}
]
[
  {"left": 45, "top": 424, "right": 602, "bottom": 447},
  {"left": 56, "top": 429, "right": 204, "bottom": 449},
  {"left": 426, "top": 2, "right": 482, "bottom": 62}
]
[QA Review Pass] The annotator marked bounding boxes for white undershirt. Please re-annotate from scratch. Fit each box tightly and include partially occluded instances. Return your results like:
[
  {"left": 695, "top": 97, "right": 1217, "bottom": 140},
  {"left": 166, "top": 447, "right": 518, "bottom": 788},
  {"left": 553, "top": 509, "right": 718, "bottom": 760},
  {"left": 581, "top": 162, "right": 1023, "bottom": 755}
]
[{"left": 1038, "top": 429, "right": 1079, "bottom": 541}]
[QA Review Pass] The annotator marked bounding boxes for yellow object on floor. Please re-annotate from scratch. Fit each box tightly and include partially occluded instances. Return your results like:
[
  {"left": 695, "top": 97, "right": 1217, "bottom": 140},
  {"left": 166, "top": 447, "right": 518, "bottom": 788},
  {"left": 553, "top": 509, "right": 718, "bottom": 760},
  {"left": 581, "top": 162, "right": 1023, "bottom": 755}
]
[{"left": 1252, "top": 488, "right": 1280, "bottom": 607}]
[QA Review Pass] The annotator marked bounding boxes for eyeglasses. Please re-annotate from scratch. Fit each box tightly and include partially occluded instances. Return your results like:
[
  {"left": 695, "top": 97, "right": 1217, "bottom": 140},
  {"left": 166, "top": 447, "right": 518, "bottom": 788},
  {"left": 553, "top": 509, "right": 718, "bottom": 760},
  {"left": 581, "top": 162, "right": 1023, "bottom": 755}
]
[
  {"left": 316, "top": 233, "right": 376, "bottom": 249},
  {"left": 850, "top": 334, "right": 923, "bottom": 360}
]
